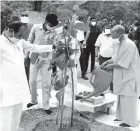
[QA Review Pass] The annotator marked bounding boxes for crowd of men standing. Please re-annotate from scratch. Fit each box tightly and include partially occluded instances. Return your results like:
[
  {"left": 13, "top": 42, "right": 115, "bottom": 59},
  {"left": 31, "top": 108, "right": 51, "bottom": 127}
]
[{"left": 1, "top": 10, "right": 140, "bottom": 131}]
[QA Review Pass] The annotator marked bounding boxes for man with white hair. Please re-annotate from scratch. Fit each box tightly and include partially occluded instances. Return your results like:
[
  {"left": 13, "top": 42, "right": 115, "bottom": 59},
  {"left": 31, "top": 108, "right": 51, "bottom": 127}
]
[
  {"left": 0, "top": 21, "right": 53, "bottom": 131},
  {"left": 102, "top": 25, "right": 140, "bottom": 127}
]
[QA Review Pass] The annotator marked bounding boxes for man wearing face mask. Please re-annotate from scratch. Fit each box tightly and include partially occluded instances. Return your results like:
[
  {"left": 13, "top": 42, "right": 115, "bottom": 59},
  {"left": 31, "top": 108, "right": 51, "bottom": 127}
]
[
  {"left": 95, "top": 26, "right": 113, "bottom": 93},
  {"left": 101, "top": 25, "right": 140, "bottom": 127},
  {"left": 134, "top": 21, "right": 140, "bottom": 55},
  {"left": 20, "top": 11, "right": 34, "bottom": 83},
  {"left": 0, "top": 21, "right": 53, "bottom": 131},
  {"left": 84, "top": 17, "right": 101, "bottom": 74},
  {"left": 71, "top": 14, "right": 88, "bottom": 80},
  {"left": 27, "top": 14, "right": 58, "bottom": 115},
  {"left": 95, "top": 27, "right": 113, "bottom": 65}
]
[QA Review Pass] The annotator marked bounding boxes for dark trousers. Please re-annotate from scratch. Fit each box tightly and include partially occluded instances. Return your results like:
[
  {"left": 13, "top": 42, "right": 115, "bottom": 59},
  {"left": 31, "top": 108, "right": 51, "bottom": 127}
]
[
  {"left": 99, "top": 55, "right": 113, "bottom": 92},
  {"left": 52, "top": 64, "right": 57, "bottom": 74},
  {"left": 136, "top": 41, "right": 140, "bottom": 56},
  {"left": 85, "top": 46, "right": 95, "bottom": 73},
  {"left": 79, "top": 47, "right": 87, "bottom": 76},
  {"left": 98, "top": 55, "right": 111, "bottom": 65},
  {"left": 24, "top": 57, "right": 30, "bottom": 83}
]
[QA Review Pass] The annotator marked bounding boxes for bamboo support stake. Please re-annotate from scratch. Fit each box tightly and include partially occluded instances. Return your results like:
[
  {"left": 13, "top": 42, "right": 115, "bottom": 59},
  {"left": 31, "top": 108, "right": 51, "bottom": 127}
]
[
  {"left": 70, "top": 67, "right": 74, "bottom": 126},
  {"left": 60, "top": 67, "right": 67, "bottom": 129}
]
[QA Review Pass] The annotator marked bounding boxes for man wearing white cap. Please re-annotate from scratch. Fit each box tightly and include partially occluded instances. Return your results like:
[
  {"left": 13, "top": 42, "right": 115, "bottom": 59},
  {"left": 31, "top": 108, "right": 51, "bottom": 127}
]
[{"left": 0, "top": 21, "right": 53, "bottom": 131}]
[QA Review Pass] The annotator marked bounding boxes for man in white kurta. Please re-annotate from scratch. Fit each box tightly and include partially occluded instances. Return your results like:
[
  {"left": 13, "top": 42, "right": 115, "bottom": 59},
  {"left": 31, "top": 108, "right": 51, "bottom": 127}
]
[
  {"left": 102, "top": 25, "right": 140, "bottom": 127},
  {"left": 0, "top": 21, "right": 53, "bottom": 131}
]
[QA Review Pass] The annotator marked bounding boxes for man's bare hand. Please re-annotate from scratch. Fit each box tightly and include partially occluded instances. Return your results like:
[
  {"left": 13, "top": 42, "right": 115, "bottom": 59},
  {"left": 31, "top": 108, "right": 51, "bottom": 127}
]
[
  {"left": 82, "top": 40, "right": 86, "bottom": 48},
  {"left": 101, "top": 59, "right": 113, "bottom": 69},
  {"left": 101, "top": 61, "right": 108, "bottom": 69},
  {"left": 104, "top": 64, "right": 114, "bottom": 71}
]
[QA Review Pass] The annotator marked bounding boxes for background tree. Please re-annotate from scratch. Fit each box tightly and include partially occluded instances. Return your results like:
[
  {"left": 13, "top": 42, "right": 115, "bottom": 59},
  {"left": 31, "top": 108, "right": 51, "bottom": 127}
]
[{"left": 33, "top": 1, "right": 42, "bottom": 12}]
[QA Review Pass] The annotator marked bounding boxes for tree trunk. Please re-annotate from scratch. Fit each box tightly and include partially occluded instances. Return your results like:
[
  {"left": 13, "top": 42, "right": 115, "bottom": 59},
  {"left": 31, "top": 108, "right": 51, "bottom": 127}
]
[{"left": 34, "top": 1, "right": 42, "bottom": 12}]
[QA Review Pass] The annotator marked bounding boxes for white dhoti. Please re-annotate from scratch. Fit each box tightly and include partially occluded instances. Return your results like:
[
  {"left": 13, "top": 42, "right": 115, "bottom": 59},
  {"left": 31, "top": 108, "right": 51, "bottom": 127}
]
[
  {"left": 64, "top": 67, "right": 77, "bottom": 102},
  {"left": 1, "top": 103, "right": 23, "bottom": 131},
  {"left": 116, "top": 95, "right": 139, "bottom": 127}
]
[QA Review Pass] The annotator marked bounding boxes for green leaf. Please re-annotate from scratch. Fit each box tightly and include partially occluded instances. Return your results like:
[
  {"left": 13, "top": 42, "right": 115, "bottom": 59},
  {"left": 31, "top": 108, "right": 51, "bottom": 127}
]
[
  {"left": 60, "top": 9, "right": 73, "bottom": 16},
  {"left": 70, "top": 28, "right": 77, "bottom": 38},
  {"left": 58, "top": 14, "right": 70, "bottom": 21},
  {"left": 72, "top": 5, "right": 80, "bottom": 11},
  {"left": 76, "top": 9, "right": 89, "bottom": 17},
  {"left": 56, "top": 6, "right": 62, "bottom": 13},
  {"left": 73, "top": 22, "right": 90, "bottom": 32}
]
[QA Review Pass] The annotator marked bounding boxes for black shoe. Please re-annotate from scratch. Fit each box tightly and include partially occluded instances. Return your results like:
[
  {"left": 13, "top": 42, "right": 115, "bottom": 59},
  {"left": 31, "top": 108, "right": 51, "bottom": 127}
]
[
  {"left": 44, "top": 109, "right": 52, "bottom": 115},
  {"left": 139, "top": 96, "right": 140, "bottom": 99},
  {"left": 100, "top": 94, "right": 105, "bottom": 97},
  {"left": 119, "top": 123, "right": 131, "bottom": 127},
  {"left": 82, "top": 75, "right": 88, "bottom": 80},
  {"left": 114, "top": 119, "right": 121, "bottom": 121},
  {"left": 27, "top": 102, "right": 38, "bottom": 108}
]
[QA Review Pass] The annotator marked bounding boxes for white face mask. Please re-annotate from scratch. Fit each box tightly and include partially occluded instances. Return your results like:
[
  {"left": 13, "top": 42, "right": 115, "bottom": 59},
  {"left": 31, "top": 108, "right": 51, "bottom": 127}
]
[
  {"left": 46, "top": 24, "right": 54, "bottom": 31},
  {"left": 112, "top": 35, "right": 123, "bottom": 44},
  {"left": 91, "top": 22, "right": 96, "bottom": 26},
  {"left": 3, "top": 27, "right": 20, "bottom": 44},
  {"left": 112, "top": 38, "right": 120, "bottom": 44},
  {"left": 21, "top": 17, "right": 29, "bottom": 23},
  {"left": 133, "top": 26, "right": 137, "bottom": 31},
  {"left": 10, "top": 37, "right": 20, "bottom": 44},
  {"left": 104, "top": 29, "right": 111, "bottom": 35}
]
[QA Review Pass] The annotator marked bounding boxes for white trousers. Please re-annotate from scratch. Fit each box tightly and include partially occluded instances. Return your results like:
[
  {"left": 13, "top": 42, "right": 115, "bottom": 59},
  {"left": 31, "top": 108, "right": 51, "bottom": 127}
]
[
  {"left": 1, "top": 103, "right": 23, "bottom": 131},
  {"left": 29, "top": 61, "right": 52, "bottom": 110},
  {"left": 116, "top": 95, "right": 139, "bottom": 127}
]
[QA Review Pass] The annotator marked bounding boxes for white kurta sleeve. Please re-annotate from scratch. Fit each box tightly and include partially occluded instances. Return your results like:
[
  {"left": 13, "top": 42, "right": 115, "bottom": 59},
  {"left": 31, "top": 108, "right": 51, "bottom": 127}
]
[
  {"left": 118, "top": 45, "right": 135, "bottom": 69},
  {"left": 0, "top": 36, "right": 4, "bottom": 69},
  {"left": 21, "top": 40, "right": 52, "bottom": 53},
  {"left": 0, "top": 50, "right": 2, "bottom": 69},
  {"left": 95, "top": 34, "right": 101, "bottom": 47}
]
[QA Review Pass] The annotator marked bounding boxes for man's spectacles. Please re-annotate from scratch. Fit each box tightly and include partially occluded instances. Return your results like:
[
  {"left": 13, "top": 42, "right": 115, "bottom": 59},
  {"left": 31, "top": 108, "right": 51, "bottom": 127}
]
[
  {"left": 21, "top": 14, "right": 29, "bottom": 17},
  {"left": 45, "top": 20, "right": 55, "bottom": 27},
  {"left": 103, "top": 20, "right": 107, "bottom": 23},
  {"left": 5, "top": 27, "right": 14, "bottom": 33}
]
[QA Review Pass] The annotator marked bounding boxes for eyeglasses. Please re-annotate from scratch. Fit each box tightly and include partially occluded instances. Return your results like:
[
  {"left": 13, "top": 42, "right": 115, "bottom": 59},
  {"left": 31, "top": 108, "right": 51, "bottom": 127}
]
[
  {"left": 45, "top": 20, "right": 55, "bottom": 27},
  {"left": 5, "top": 27, "right": 14, "bottom": 33},
  {"left": 21, "top": 14, "right": 29, "bottom": 17}
]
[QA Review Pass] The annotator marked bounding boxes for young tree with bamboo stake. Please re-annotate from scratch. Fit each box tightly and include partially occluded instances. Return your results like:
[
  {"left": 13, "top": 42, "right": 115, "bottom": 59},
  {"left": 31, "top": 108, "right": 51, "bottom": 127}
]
[{"left": 49, "top": 1, "right": 89, "bottom": 129}]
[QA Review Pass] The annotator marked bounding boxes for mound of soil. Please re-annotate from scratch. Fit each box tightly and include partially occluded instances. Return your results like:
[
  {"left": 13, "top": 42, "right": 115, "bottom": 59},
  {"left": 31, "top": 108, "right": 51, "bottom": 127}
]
[
  {"left": 19, "top": 108, "right": 132, "bottom": 131},
  {"left": 32, "top": 118, "right": 90, "bottom": 131}
]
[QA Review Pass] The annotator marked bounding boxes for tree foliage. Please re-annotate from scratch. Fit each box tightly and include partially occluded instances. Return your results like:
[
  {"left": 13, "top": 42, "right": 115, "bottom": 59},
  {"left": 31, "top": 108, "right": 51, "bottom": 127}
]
[
  {"left": 80, "top": 1, "right": 140, "bottom": 23},
  {"left": 1, "top": 0, "right": 140, "bottom": 33},
  {"left": 1, "top": 1, "right": 140, "bottom": 23}
]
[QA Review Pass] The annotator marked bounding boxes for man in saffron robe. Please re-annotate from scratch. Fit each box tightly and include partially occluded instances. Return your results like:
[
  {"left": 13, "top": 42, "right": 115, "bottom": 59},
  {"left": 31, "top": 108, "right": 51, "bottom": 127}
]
[{"left": 102, "top": 25, "right": 140, "bottom": 127}]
